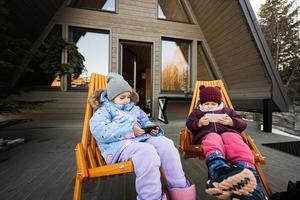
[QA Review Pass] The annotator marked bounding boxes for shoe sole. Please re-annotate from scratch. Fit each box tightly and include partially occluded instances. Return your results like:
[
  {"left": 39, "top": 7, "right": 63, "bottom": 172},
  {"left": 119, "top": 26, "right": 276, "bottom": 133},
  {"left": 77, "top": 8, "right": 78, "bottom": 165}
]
[
  {"left": 205, "top": 168, "right": 257, "bottom": 199},
  {"left": 205, "top": 181, "right": 232, "bottom": 199}
]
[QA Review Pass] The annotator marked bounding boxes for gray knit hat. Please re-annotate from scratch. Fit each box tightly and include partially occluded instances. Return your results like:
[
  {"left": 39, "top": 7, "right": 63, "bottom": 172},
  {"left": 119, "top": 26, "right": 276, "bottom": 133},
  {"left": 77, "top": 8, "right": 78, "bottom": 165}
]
[{"left": 107, "top": 72, "right": 132, "bottom": 100}]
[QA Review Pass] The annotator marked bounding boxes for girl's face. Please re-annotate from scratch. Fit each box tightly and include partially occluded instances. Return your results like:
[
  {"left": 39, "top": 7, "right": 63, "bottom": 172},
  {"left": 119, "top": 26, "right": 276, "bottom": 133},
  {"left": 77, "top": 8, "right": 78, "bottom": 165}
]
[
  {"left": 113, "top": 92, "right": 131, "bottom": 105},
  {"left": 202, "top": 101, "right": 219, "bottom": 110}
]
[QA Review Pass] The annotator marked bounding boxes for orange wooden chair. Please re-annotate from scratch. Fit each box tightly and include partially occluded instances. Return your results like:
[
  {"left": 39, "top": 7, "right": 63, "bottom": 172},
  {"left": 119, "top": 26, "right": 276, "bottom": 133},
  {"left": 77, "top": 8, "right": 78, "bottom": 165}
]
[
  {"left": 179, "top": 80, "right": 272, "bottom": 198},
  {"left": 73, "top": 73, "right": 134, "bottom": 200}
]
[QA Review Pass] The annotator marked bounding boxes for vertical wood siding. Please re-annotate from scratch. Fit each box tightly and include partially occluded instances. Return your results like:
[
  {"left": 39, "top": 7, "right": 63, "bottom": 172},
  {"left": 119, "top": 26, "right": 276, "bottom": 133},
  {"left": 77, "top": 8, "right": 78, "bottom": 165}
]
[
  {"left": 52, "top": 0, "right": 208, "bottom": 117},
  {"left": 189, "top": 0, "right": 272, "bottom": 99}
]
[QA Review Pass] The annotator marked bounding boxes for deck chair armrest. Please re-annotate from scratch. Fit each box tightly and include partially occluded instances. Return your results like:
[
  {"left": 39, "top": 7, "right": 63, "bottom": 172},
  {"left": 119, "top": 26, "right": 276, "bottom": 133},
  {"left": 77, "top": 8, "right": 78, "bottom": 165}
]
[
  {"left": 245, "top": 135, "right": 266, "bottom": 164},
  {"left": 75, "top": 143, "right": 89, "bottom": 179},
  {"left": 88, "top": 161, "right": 134, "bottom": 178}
]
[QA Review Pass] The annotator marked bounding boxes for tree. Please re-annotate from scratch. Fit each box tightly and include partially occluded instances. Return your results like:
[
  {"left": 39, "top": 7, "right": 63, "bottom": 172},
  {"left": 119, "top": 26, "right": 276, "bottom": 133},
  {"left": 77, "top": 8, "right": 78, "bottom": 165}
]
[
  {"left": 0, "top": 0, "right": 34, "bottom": 96},
  {"left": 259, "top": 0, "right": 300, "bottom": 103},
  {"left": 40, "top": 36, "right": 85, "bottom": 79}
]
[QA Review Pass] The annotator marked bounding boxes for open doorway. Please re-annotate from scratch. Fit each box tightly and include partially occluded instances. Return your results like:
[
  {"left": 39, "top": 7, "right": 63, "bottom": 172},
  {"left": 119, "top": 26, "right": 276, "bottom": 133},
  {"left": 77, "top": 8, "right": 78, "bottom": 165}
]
[{"left": 119, "top": 40, "right": 152, "bottom": 116}]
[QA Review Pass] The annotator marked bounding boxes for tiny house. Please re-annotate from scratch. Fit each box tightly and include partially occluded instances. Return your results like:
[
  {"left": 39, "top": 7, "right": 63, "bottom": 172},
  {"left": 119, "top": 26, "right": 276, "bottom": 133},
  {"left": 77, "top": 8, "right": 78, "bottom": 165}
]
[{"left": 7, "top": 0, "right": 289, "bottom": 130}]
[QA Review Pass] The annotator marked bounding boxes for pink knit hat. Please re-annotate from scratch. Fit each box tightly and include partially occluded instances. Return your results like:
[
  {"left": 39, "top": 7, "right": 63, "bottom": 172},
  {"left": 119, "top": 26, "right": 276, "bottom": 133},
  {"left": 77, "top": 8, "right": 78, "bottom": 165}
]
[{"left": 199, "top": 86, "right": 222, "bottom": 104}]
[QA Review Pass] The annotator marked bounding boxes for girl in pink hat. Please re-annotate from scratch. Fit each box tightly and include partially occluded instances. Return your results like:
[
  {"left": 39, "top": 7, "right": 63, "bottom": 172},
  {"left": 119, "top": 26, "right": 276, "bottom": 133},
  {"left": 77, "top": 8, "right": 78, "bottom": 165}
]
[{"left": 186, "top": 86, "right": 266, "bottom": 200}]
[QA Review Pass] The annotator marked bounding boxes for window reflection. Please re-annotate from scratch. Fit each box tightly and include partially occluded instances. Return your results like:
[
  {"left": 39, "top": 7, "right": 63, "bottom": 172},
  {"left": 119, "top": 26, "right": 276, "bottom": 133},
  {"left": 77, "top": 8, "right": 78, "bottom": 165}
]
[
  {"left": 161, "top": 39, "right": 191, "bottom": 91},
  {"left": 70, "top": 0, "right": 116, "bottom": 12},
  {"left": 69, "top": 27, "right": 109, "bottom": 80},
  {"left": 158, "top": 0, "right": 191, "bottom": 23}
]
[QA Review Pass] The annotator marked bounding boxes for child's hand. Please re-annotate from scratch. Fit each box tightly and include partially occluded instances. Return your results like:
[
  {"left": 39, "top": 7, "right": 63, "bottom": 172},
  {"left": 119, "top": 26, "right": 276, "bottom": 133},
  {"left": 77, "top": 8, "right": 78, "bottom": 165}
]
[
  {"left": 198, "top": 116, "right": 209, "bottom": 127},
  {"left": 218, "top": 116, "right": 233, "bottom": 126},
  {"left": 149, "top": 126, "right": 160, "bottom": 136},
  {"left": 133, "top": 124, "right": 145, "bottom": 136}
]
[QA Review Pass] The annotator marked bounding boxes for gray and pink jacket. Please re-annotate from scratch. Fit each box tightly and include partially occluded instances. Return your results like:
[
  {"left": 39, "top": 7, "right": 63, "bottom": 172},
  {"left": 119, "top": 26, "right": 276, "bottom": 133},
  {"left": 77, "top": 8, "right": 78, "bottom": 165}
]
[{"left": 186, "top": 102, "right": 247, "bottom": 144}]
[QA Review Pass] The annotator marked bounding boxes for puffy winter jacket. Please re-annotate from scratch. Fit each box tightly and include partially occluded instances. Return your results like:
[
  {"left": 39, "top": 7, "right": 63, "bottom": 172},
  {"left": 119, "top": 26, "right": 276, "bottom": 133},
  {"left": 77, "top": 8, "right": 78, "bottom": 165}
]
[
  {"left": 90, "top": 90, "right": 164, "bottom": 164},
  {"left": 186, "top": 104, "right": 247, "bottom": 144}
]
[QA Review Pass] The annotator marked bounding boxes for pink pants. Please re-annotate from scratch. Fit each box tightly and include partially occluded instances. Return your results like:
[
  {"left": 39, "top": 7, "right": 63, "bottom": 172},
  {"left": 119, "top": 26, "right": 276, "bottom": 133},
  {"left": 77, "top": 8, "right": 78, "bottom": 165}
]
[{"left": 202, "top": 132, "right": 255, "bottom": 168}]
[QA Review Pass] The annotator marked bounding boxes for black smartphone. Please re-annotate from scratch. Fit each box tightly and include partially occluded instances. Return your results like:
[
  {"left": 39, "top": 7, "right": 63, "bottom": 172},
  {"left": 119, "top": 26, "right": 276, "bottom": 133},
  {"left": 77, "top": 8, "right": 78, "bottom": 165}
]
[{"left": 142, "top": 125, "right": 159, "bottom": 133}]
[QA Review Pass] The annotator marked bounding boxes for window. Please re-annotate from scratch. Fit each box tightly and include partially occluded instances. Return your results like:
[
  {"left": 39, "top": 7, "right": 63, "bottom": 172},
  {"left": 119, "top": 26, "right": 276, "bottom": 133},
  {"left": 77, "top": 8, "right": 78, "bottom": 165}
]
[
  {"left": 70, "top": 0, "right": 116, "bottom": 12},
  {"left": 161, "top": 38, "right": 191, "bottom": 92},
  {"left": 158, "top": 0, "right": 191, "bottom": 23},
  {"left": 69, "top": 27, "right": 110, "bottom": 79}
]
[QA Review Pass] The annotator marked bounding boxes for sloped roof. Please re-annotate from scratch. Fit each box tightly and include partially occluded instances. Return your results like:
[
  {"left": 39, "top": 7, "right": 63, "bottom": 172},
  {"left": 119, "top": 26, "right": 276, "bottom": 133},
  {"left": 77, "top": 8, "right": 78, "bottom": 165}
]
[
  {"left": 6, "top": 0, "right": 289, "bottom": 112},
  {"left": 6, "top": 0, "right": 65, "bottom": 42},
  {"left": 239, "top": 0, "right": 290, "bottom": 111},
  {"left": 188, "top": 0, "right": 289, "bottom": 112}
]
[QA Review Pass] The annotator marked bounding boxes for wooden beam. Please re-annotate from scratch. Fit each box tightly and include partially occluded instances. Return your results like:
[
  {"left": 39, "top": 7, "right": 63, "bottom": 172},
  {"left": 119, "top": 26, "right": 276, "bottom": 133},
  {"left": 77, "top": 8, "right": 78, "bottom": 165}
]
[{"left": 263, "top": 99, "right": 272, "bottom": 132}]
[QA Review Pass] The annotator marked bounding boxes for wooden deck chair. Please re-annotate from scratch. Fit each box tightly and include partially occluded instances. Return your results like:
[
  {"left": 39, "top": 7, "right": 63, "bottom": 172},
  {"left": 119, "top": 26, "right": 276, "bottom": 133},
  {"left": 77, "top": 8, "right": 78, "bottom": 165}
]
[
  {"left": 73, "top": 73, "right": 134, "bottom": 200},
  {"left": 179, "top": 80, "right": 272, "bottom": 198}
]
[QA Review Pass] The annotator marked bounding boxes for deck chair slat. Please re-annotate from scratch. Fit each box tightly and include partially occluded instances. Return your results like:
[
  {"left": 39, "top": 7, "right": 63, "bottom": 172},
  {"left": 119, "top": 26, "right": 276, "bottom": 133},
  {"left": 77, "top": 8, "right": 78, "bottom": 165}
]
[
  {"left": 75, "top": 144, "right": 89, "bottom": 178},
  {"left": 90, "top": 137, "right": 96, "bottom": 156},
  {"left": 81, "top": 103, "right": 92, "bottom": 155},
  {"left": 179, "top": 80, "right": 272, "bottom": 198},
  {"left": 87, "top": 145, "right": 97, "bottom": 168},
  {"left": 95, "top": 147, "right": 106, "bottom": 167},
  {"left": 255, "top": 161, "right": 272, "bottom": 197},
  {"left": 81, "top": 74, "right": 96, "bottom": 153}
]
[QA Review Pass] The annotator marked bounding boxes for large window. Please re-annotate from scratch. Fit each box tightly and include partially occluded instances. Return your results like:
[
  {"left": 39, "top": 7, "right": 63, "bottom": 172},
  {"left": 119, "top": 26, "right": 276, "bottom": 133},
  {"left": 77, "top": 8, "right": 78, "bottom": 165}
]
[
  {"left": 70, "top": 0, "right": 116, "bottom": 12},
  {"left": 161, "top": 38, "right": 191, "bottom": 92},
  {"left": 69, "top": 27, "right": 109, "bottom": 79},
  {"left": 158, "top": 0, "right": 191, "bottom": 23}
]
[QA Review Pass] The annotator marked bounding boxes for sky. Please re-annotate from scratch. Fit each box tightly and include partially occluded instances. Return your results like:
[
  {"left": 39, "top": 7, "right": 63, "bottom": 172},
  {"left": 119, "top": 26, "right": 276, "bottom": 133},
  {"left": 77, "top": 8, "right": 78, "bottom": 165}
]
[
  {"left": 76, "top": 32, "right": 109, "bottom": 78},
  {"left": 249, "top": 0, "right": 266, "bottom": 16}
]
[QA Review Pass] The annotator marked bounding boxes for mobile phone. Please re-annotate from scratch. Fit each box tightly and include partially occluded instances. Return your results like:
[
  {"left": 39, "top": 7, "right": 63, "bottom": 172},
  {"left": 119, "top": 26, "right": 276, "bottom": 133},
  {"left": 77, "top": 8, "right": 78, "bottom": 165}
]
[
  {"left": 142, "top": 125, "right": 159, "bottom": 133},
  {"left": 204, "top": 114, "right": 228, "bottom": 122}
]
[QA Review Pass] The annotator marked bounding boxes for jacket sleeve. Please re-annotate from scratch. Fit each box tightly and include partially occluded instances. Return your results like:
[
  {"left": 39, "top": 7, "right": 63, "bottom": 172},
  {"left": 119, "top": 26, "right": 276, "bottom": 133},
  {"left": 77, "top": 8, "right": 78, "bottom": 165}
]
[
  {"left": 186, "top": 109, "right": 203, "bottom": 132},
  {"left": 136, "top": 106, "right": 165, "bottom": 136},
  {"left": 89, "top": 106, "right": 135, "bottom": 144},
  {"left": 226, "top": 108, "right": 247, "bottom": 132}
]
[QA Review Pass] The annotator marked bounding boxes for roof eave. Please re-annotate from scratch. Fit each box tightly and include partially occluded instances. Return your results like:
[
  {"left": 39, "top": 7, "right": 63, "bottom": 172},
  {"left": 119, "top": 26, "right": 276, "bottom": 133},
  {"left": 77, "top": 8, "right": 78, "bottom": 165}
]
[{"left": 238, "top": 0, "right": 290, "bottom": 112}]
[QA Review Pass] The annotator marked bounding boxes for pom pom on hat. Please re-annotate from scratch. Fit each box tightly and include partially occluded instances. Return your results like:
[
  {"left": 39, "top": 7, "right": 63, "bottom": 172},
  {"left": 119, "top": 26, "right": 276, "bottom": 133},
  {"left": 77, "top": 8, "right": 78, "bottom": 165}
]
[
  {"left": 199, "top": 86, "right": 222, "bottom": 104},
  {"left": 107, "top": 72, "right": 132, "bottom": 100}
]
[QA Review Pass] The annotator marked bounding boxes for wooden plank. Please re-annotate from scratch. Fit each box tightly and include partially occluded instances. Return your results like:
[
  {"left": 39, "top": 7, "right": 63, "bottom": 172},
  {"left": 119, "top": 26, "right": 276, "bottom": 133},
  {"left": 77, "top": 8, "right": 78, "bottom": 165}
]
[
  {"left": 75, "top": 144, "right": 89, "bottom": 179},
  {"left": 199, "top": 1, "right": 235, "bottom": 30},
  {"left": 88, "top": 161, "right": 134, "bottom": 177},
  {"left": 193, "top": 0, "right": 224, "bottom": 23},
  {"left": 87, "top": 145, "right": 97, "bottom": 168}
]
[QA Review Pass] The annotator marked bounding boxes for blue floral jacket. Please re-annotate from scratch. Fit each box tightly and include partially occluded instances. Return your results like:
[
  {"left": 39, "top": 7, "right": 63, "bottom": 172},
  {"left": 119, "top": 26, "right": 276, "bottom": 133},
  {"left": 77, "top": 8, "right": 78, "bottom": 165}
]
[{"left": 90, "top": 91, "right": 164, "bottom": 164}]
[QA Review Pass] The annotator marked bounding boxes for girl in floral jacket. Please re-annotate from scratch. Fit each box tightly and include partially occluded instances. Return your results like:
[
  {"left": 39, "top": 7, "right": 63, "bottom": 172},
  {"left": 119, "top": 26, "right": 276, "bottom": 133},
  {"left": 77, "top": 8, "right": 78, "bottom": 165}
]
[
  {"left": 90, "top": 73, "right": 196, "bottom": 200},
  {"left": 186, "top": 86, "right": 266, "bottom": 200}
]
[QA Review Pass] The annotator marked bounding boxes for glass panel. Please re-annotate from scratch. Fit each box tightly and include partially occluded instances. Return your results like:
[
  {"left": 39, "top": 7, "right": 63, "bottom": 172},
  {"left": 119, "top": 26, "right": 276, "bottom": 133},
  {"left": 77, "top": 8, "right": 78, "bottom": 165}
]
[
  {"left": 69, "top": 27, "right": 109, "bottom": 85},
  {"left": 158, "top": 0, "right": 191, "bottom": 23},
  {"left": 161, "top": 39, "right": 190, "bottom": 91},
  {"left": 70, "top": 0, "right": 116, "bottom": 12}
]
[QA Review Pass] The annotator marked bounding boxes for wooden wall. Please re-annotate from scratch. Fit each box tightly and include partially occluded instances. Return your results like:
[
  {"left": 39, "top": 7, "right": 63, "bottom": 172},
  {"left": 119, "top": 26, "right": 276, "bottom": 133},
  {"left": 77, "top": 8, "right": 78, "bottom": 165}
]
[
  {"left": 45, "top": 0, "right": 275, "bottom": 114},
  {"left": 188, "top": 0, "right": 272, "bottom": 102},
  {"left": 51, "top": 0, "right": 213, "bottom": 117}
]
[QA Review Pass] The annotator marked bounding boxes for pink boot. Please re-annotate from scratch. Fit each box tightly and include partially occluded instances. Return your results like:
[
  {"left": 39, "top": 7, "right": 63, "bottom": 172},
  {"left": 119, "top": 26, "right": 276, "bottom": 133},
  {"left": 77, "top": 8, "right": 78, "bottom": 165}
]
[
  {"left": 169, "top": 184, "right": 196, "bottom": 200},
  {"left": 162, "top": 193, "right": 168, "bottom": 200}
]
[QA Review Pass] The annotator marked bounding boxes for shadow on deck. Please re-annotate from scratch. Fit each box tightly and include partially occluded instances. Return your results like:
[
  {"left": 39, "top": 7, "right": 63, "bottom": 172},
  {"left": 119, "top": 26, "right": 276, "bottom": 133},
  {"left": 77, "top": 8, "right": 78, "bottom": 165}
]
[{"left": 0, "top": 90, "right": 299, "bottom": 200}]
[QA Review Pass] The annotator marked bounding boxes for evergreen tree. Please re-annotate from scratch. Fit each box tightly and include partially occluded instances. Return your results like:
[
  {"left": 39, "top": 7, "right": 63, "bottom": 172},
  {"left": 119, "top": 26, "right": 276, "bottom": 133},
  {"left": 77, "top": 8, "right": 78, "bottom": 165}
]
[{"left": 259, "top": 0, "right": 300, "bottom": 103}]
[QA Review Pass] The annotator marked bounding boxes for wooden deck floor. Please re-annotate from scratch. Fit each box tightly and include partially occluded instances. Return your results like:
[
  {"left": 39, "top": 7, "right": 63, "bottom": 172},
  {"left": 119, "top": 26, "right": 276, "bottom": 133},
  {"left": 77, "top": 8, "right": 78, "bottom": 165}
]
[{"left": 0, "top": 90, "right": 299, "bottom": 200}]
